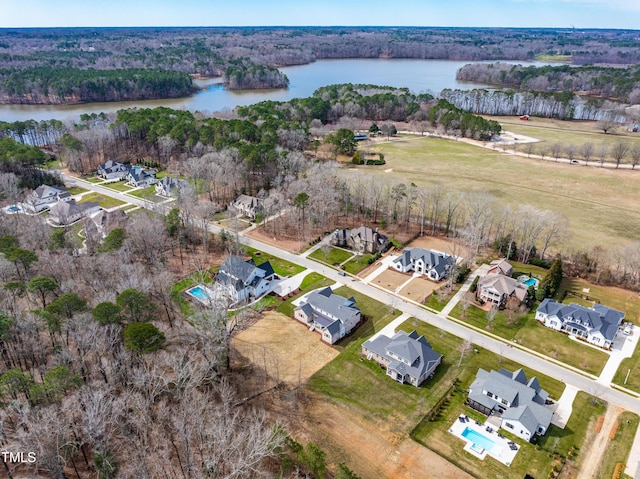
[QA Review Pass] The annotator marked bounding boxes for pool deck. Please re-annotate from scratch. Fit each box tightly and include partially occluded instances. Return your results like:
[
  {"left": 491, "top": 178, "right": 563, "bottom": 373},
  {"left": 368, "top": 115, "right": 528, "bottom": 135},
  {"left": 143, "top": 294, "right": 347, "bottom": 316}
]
[
  {"left": 186, "top": 283, "right": 217, "bottom": 306},
  {"left": 449, "top": 415, "right": 519, "bottom": 466}
]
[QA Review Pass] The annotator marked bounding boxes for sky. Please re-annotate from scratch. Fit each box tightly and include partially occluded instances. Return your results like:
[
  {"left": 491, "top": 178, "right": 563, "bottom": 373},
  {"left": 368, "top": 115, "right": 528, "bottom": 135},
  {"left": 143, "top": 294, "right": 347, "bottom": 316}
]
[{"left": 2, "top": 0, "right": 640, "bottom": 29}]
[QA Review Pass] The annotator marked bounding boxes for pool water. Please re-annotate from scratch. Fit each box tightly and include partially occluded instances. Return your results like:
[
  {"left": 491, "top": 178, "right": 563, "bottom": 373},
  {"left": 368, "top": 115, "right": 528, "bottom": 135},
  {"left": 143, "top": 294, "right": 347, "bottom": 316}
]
[
  {"left": 186, "top": 284, "right": 214, "bottom": 304},
  {"left": 461, "top": 427, "right": 497, "bottom": 453},
  {"left": 518, "top": 275, "right": 539, "bottom": 289}
]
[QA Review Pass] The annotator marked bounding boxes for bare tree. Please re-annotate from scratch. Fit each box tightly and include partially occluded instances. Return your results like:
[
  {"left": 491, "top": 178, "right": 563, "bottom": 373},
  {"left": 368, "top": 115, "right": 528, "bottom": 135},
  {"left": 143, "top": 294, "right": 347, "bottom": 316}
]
[
  {"left": 550, "top": 142, "right": 563, "bottom": 162},
  {"left": 630, "top": 144, "right": 640, "bottom": 169},
  {"left": 565, "top": 144, "right": 577, "bottom": 163},
  {"left": 598, "top": 144, "right": 609, "bottom": 167},
  {"left": 611, "top": 141, "right": 630, "bottom": 169},
  {"left": 486, "top": 304, "right": 498, "bottom": 330},
  {"left": 580, "top": 142, "right": 594, "bottom": 166}
]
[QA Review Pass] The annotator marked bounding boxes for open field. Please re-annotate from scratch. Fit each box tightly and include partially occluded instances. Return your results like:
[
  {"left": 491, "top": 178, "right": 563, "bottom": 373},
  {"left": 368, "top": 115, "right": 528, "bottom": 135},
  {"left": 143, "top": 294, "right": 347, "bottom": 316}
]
[
  {"left": 399, "top": 276, "right": 440, "bottom": 303},
  {"left": 233, "top": 311, "right": 339, "bottom": 384},
  {"left": 66, "top": 186, "right": 89, "bottom": 195},
  {"left": 596, "top": 411, "right": 639, "bottom": 479},
  {"left": 103, "top": 181, "right": 134, "bottom": 192},
  {"left": 451, "top": 303, "right": 609, "bottom": 376},
  {"left": 366, "top": 135, "right": 640, "bottom": 250},
  {"left": 78, "top": 192, "right": 126, "bottom": 208}
]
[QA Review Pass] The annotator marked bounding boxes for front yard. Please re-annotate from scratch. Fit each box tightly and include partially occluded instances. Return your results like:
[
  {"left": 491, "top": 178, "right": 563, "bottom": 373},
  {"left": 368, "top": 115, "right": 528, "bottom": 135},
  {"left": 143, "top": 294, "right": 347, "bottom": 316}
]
[
  {"left": 451, "top": 303, "right": 609, "bottom": 376},
  {"left": 103, "top": 181, "right": 135, "bottom": 192},
  {"left": 308, "top": 246, "right": 354, "bottom": 266},
  {"left": 246, "top": 248, "right": 305, "bottom": 277},
  {"left": 78, "top": 192, "right": 126, "bottom": 209}
]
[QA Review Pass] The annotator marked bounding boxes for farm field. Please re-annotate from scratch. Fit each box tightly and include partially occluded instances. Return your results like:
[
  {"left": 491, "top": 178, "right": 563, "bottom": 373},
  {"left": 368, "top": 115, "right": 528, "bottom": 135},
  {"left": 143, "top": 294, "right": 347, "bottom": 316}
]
[{"left": 365, "top": 134, "right": 640, "bottom": 251}]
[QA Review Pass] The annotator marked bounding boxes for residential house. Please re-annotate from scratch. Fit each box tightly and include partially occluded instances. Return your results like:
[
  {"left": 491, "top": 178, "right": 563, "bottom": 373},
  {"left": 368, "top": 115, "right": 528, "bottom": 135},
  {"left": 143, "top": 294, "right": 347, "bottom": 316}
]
[
  {"left": 24, "top": 185, "right": 72, "bottom": 213},
  {"left": 467, "top": 368, "right": 553, "bottom": 442},
  {"left": 487, "top": 258, "right": 514, "bottom": 277},
  {"left": 392, "top": 247, "right": 455, "bottom": 281},
  {"left": 535, "top": 299, "right": 625, "bottom": 349},
  {"left": 332, "top": 226, "right": 389, "bottom": 254},
  {"left": 215, "top": 256, "right": 275, "bottom": 303},
  {"left": 97, "top": 160, "right": 131, "bottom": 180},
  {"left": 362, "top": 330, "right": 442, "bottom": 387},
  {"left": 49, "top": 200, "right": 100, "bottom": 226},
  {"left": 294, "top": 287, "right": 361, "bottom": 344},
  {"left": 83, "top": 209, "right": 128, "bottom": 242},
  {"left": 155, "top": 177, "right": 189, "bottom": 198},
  {"left": 229, "top": 194, "right": 263, "bottom": 219},
  {"left": 126, "top": 166, "right": 157, "bottom": 188},
  {"left": 477, "top": 274, "right": 528, "bottom": 307}
]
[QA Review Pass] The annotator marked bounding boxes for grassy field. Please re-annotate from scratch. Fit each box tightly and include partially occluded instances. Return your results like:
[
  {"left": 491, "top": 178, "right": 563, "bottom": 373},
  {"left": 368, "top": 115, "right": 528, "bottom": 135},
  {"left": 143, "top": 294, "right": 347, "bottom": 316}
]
[
  {"left": 597, "top": 411, "right": 639, "bottom": 479},
  {"left": 308, "top": 246, "right": 353, "bottom": 266},
  {"left": 342, "top": 254, "right": 374, "bottom": 275},
  {"left": 66, "top": 186, "right": 89, "bottom": 195},
  {"left": 246, "top": 247, "right": 305, "bottom": 277},
  {"left": 104, "top": 181, "right": 134, "bottom": 192},
  {"left": 451, "top": 303, "right": 609, "bottom": 376},
  {"left": 128, "top": 186, "right": 165, "bottom": 202},
  {"left": 78, "top": 192, "right": 126, "bottom": 209},
  {"left": 367, "top": 135, "right": 640, "bottom": 251}
]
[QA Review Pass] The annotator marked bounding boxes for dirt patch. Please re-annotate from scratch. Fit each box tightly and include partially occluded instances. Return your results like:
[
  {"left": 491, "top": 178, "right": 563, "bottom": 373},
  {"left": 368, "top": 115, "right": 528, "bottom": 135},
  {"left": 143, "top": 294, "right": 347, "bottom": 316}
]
[
  {"left": 233, "top": 311, "right": 339, "bottom": 385},
  {"left": 406, "top": 235, "right": 458, "bottom": 255},
  {"left": 294, "top": 392, "right": 473, "bottom": 479},
  {"left": 246, "top": 226, "right": 307, "bottom": 253},
  {"left": 372, "top": 268, "right": 411, "bottom": 291},
  {"left": 165, "top": 243, "right": 228, "bottom": 278},
  {"left": 399, "top": 276, "right": 441, "bottom": 303}
]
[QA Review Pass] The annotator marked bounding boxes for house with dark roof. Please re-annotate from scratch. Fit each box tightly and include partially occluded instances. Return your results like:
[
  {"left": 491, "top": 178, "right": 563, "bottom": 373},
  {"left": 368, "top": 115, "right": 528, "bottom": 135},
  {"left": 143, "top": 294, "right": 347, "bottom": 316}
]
[
  {"left": 126, "top": 166, "right": 157, "bottom": 188},
  {"left": 84, "top": 209, "right": 128, "bottom": 242},
  {"left": 331, "top": 226, "right": 389, "bottom": 254},
  {"left": 155, "top": 177, "right": 189, "bottom": 198},
  {"left": 535, "top": 299, "right": 625, "bottom": 349},
  {"left": 467, "top": 368, "right": 553, "bottom": 442},
  {"left": 487, "top": 258, "right": 514, "bottom": 277},
  {"left": 24, "top": 185, "right": 72, "bottom": 213},
  {"left": 392, "top": 247, "right": 455, "bottom": 281},
  {"left": 49, "top": 199, "right": 101, "bottom": 226},
  {"left": 294, "top": 287, "right": 361, "bottom": 344},
  {"left": 97, "top": 160, "right": 131, "bottom": 180},
  {"left": 477, "top": 274, "right": 528, "bottom": 307},
  {"left": 215, "top": 256, "right": 275, "bottom": 303},
  {"left": 362, "top": 330, "right": 442, "bottom": 387},
  {"left": 229, "top": 194, "right": 263, "bottom": 219}
]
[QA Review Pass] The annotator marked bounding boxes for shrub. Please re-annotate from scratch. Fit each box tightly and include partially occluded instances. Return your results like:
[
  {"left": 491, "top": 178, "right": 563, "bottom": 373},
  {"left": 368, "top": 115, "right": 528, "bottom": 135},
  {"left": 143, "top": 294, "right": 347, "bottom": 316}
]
[
  {"left": 469, "top": 275, "right": 479, "bottom": 293},
  {"left": 528, "top": 258, "right": 551, "bottom": 269}
]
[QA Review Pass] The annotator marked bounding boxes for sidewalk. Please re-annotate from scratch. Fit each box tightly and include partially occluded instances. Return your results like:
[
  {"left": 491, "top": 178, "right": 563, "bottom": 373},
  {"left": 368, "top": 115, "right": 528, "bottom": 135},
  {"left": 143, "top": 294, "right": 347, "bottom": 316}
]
[{"left": 597, "top": 329, "right": 639, "bottom": 386}]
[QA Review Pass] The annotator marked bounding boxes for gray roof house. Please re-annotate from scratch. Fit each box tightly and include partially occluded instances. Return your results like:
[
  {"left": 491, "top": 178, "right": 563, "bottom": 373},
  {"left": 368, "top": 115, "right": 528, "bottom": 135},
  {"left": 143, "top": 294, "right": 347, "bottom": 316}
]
[
  {"left": 362, "top": 330, "right": 442, "bottom": 387},
  {"left": 332, "top": 226, "right": 389, "bottom": 254},
  {"left": 49, "top": 199, "right": 101, "bottom": 226},
  {"left": 487, "top": 258, "right": 514, "bottom": 277},
  {"left": 24, "top": 185, "right": 72, "bottom": 213},
  {"left": 155, "top": 177, "right": 189, "bottom": 197},
  {"left": 229, "top": 194, "right": 263, "bottom": 219},
  {"left": 126, "top": 166, "right": 157, "bottom": 188},
  {"left": 97, "top": 160, "right": 131, "bottom": 180},
  {"left": 294, "top": 287, "right": 361, "bottom": 344},
  {"left": 467, "top": 368, "right": 553, "bottom": 442},
  {"left": 477, "top": 274, "right": 528, "bottom": 307},
  {"left": 392, "top": 247, "right": 455, "bottom": 281},
  {"left": 535, "top": 299, "right": 625, "bottom": 349},
  {"left": 84, "top": 209, "right": 128, "bottom": 242},
  {"left": 215, "top": 256, "right": 275, "bottom": 304}
]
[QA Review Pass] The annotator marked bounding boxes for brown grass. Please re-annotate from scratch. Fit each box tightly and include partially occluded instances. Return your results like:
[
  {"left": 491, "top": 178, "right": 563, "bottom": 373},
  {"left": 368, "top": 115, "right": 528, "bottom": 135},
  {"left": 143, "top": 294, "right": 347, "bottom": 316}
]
[
  {"left": 399, "top": 277, "right": 441, "bottom": 303},
  {"left": 595, "top": 415, "right": 604, "bottom": 433},
  {"left": 608, "top": 421, "right": 619, "bottom": 440},
  {"left": 372, "top": 268, "right": 411, "bottom": 291}
]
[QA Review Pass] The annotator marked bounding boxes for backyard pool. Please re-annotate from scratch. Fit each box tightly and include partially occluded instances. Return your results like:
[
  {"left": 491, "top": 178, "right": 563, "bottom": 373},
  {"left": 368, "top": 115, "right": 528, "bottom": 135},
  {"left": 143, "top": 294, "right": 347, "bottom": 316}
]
[
  {"left": 461, "top": 427, "right": 498, "bottom": 453},
  {"left": 518, "top": 275, "right": 539, "bottom": 289},
  {"left": 186, "top": 284, "right": 215, "bottom": 305}
]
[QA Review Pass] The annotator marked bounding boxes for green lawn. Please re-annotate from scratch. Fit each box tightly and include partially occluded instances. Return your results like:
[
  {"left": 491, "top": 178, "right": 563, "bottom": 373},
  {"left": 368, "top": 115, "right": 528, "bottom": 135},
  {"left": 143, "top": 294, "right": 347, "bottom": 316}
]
[
  {"left": 78, "top": 192, "right": 126, "bottom": 209},
  {"left": 85, "top": 177, "right": 104, "bottom": 183},
  {"left": 66, "top": 186, "right": 89, "bottom": 195},
  {"left": 309, "top": 246, "right": 354, "bottom": 266},
  {"left": 597, "top": 411, "right": 639, "bottom": 479},
  {"left": 424, "top": 284, "right": 461, "bottom": 312},
  {"left": 128, "top": 186, "right": 165, "bottom": 202},
  {"left": 246, "top": 248, "right": 305, "bottom": 277},
  {"left": 451, "top": 303, "right": 609, "bottom": 376},
  {"left": 342, "top": 254, "right": 374, "bottom": 275},
  {"left": 104, "top": 181, "right": 134, "bottom": 192},
  {"left": 509, "top": 260, "right": 550, "bottom": 280},
  {"left": 368, "top": 135, "right": 640, "bottom": 251}
]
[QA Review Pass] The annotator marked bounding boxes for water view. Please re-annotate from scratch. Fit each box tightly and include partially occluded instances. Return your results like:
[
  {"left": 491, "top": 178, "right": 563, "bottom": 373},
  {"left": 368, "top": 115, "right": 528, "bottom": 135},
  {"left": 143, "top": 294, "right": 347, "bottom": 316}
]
[{"left": 0, "top": 59, "right": 535, "bottom": 122}]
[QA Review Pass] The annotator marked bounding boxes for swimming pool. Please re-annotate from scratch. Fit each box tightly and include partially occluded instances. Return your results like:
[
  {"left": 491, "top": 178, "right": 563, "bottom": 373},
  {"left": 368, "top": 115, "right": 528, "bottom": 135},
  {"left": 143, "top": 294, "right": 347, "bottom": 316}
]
[
  {"left": 518, "top": 275, "right": 539, "bottom": 289},
  {"left": 461, "top": 427, "right": 497, "bottom": 453},
  {"left": 186, "top": 284, "right": 215, "bottom": 305}
]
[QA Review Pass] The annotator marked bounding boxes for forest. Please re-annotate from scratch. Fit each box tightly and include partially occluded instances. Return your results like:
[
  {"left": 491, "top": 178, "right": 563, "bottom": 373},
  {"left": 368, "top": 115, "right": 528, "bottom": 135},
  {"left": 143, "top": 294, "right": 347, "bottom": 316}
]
[
  {"left": 0, "top": 67, "right": 196, "bottom": 104},
  {"left": 1, "top": 27, "right": 640, "bottom": 103},
  {"left": 456, "top": 62, "right": 640, "bottom": 104}
]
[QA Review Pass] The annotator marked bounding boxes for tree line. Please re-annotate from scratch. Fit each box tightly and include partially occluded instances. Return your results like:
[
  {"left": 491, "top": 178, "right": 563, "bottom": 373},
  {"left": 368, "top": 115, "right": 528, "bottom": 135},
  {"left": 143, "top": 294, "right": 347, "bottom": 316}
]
[
  {"left": 224, "top": 65, "right": 289, "bottom": 90},
  {"left": 0, "top": 67, "right": 196, "bottom": 104}
]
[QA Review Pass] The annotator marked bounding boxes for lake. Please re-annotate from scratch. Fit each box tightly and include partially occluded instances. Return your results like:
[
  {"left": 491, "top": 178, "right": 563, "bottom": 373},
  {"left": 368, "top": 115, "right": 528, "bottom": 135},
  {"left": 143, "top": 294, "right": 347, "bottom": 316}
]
[{"left": 0, "top": 58, "right": 539, "bottom": 122}]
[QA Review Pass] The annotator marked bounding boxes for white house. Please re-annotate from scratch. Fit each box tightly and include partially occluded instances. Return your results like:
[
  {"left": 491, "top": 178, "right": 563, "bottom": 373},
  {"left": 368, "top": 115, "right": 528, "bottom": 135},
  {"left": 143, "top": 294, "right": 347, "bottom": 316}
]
[
  {"left": 126, "top": 166, "right": 157, "bottom": 188},
  {"left": 362, "top": 330, "right": 442, "bottom": 387},
  {"left": 24, "top": 185, "right": 72, "bottom": 213},
  {"left": 294, "top": 287, "right": 361, "bottom": 344},
  {"left": 155, "top": 177, "right": 189, "bottom": 197},
  {"left": 49, "top": 200, "right": 101, "bottom": 226},
  {"left": 392, "top": 247, "right": 455, "bottom": 281},
  {"left": 97, "top": 160, "right": 131, "bottom": 180},
  {"left": 467, "top": 368, "right": 553, "bottom": 442},
  {"left": 477, "top": 274, "right": 528, "bottom": 307},
  {"left": 215, "top": 256, "right": 275, "bottom": 304},
  {"left": 535, "top": 299, "right": 625, "bottom": 349}
]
